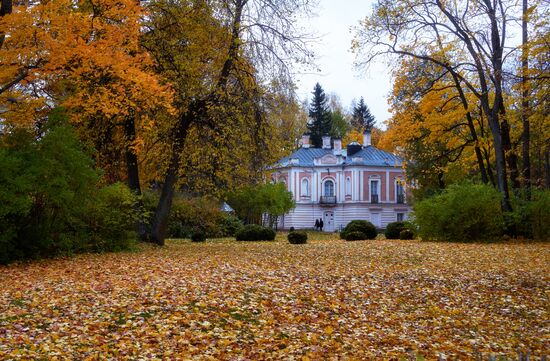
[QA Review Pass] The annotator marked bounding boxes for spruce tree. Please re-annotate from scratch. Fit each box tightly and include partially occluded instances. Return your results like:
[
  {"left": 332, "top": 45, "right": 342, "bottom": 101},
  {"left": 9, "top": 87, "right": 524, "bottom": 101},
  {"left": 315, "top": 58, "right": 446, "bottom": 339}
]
[
  {"left": 352, "top": 97, "right": 376, "bottom": 131},
  {"left": 307, "top": 83, "right": 332, "bottom": 147}
]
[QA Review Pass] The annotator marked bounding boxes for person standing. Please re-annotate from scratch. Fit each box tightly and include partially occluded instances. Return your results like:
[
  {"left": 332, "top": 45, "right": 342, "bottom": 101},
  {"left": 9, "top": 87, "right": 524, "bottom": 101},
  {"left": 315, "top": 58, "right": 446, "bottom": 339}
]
[
  {"left": 319, "top": 218, "right": 324, "bottom": 232},
  {"left": 314, "top": 219, "right": 320, "bottom": 231}
]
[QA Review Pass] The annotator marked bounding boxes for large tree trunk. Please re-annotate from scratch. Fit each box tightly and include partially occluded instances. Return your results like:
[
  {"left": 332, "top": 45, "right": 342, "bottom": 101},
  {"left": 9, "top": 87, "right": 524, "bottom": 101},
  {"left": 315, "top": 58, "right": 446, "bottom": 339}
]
[
  {"left": 124, "top": 117, "right": 148, "bottom": 242},
  {"left": 149, "top": 117, "right": 190, "bottom": 245},
  {"left": 487, "top": 114, "right": 512, "bottom": 212},
  {"left": 521, "top": 0, "right": 531, "bottom": 199}
]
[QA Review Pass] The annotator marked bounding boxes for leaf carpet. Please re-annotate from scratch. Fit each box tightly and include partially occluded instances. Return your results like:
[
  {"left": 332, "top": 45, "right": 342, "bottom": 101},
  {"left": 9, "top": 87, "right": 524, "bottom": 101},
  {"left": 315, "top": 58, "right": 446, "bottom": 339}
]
[{"left": 0, "top": 239, "right": 548, "bottom": 359}]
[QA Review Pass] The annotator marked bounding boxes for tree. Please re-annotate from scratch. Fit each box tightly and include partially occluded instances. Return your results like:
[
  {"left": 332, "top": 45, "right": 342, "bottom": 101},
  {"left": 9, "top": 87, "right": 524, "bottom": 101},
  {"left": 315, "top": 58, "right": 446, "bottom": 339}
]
[
  {"left": 307, "top": 83, "right": 332, "bottom": 147},
  {"left": 378, "top": 57, "right": 496, "bottom": 195},
  {"left": 326, "top": 93, "right": 350, "bottom": 139},
  {"left": 0, "top": 0, "right": 173, "bottom": 241},
  {"left": 351, "top": 97, "right": 375, "bottom": 131},
  {"left": 227, "top": 183, "right": 295, "bottom": 227},
  {"left": 354, "top": 0, "right": 550, "bottom": 211},
  {"left": 143, "top": 0, "right": 313, "bottom": 245}
]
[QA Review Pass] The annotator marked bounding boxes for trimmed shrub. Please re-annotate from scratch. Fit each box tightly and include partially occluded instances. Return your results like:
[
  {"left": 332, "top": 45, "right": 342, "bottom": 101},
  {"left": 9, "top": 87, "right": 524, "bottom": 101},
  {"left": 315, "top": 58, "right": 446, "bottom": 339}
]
[
  {"left": 345, "top": 231, "right": 367, "bottom": 241},
  {"left": 191, "top": 232, "right": 206, "bottom": 242},
  {"left": 385, "top": 221, "right": 406, "bottom": 239},
  {"left": 340, "top": 220, "right": 377, "bottom": 240},
  {"left": 399, "top": 229, "right": 415, "bottom": 240},
  {"left": 288, "top": 231, "right": 307, "bottom": 244},
  {"left": 412, "top": 182, "right": 504, "bottom": 242},
  {"left": 289, "top": 226, "right": 295, "bottom": 232},
  {"left": 235, "top": 224, "right": 276, "bottom": 241}
]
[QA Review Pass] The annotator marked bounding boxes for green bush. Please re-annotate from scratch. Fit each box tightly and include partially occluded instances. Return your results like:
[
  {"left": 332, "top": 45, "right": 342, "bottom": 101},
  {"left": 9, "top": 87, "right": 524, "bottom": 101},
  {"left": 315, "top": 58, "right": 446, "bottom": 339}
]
[
  {"left": 83, "top": 183, "right": 138, "bottom": 252},
  {"left": 344, "top": 231, "right": 368, "bottom": 241},
  {"left": 340, "top": 220, "right": 377, "bottom": 240},
  {"left": 220, "top": 214, "right": 243, "bottom": 237},
  {"left": 288, "top": 231, "right": 307, "bottom": 244},
  {"left": 191, "top": 232, "right": 206, "bottom": 242},
  {"left": 525, "top": 190, "right": 550, "bottom": 240},
  {"left": 399, "top": 229, "right": 415, "bottom": 240},
  {"left": 0, "top": 121, "right": 137, "bottom": 264},
  {"left": 385, "top": 221, "right": 406, "bottom": 239},
  {"left": 235, "top": 224, "right": 276, "bottom": 241},
  {"left": 412, "top": 182, "right": 504, "bottom": 242},
  {"left": 142, "top": 192, "right": 239, "bottom": 239}
]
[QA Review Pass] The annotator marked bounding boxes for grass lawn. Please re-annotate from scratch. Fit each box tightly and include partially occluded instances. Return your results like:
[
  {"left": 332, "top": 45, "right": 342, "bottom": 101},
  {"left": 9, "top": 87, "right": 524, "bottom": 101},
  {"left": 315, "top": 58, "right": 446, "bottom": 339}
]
[{"left": 0, "top": 236, "right": 548, "bottom": 359}]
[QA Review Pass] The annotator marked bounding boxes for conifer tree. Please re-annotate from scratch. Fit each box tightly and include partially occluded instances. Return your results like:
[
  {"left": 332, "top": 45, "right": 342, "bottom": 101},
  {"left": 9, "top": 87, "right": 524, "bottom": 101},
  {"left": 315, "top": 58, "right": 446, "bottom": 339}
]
[
  {"left": 352, "top": 97, "right": 376, "bottom": 131},
  {"left": 307, "top": 83, "right": 332, "bottom": 147}
]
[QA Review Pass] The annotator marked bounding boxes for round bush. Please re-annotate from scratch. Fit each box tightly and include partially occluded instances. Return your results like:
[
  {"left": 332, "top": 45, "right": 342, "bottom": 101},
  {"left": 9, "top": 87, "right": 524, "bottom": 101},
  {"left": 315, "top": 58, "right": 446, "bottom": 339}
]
[
  {"left": 289, "top": 226, "right": 295, "bottom": 232},
  {"left": 399, "top": 229, "right": 415, "bottom": 240},
  {"left": 191, "top": 232, "right": 206, "bottom": 242},
  {"left": 340, "top": 220, "right": 377, "bottom": 240},
  {"left": 345, "top": 231, "right": 367, "bottom": 241},
  {"left": 385, "top": 221, "right": 406, "bottom": 239},
  {"left": 288, "top": 231, "right": 307, "bottom": 244},
  {"left": 235, "top": 224, "right": 276, "bottom": 241}
]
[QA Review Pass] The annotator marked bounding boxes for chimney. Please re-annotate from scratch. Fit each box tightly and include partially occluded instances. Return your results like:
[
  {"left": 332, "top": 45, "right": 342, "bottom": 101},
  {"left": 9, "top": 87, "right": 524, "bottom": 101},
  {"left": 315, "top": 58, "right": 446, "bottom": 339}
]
[
  {"left": 363, "top": 129, "right": 372, "bottom": 147},
  {"left": 322, "top": 135, "right": 331, "bottom": 149},
  {"left": 333, "top": 138, "right": 342, "bottom": 152},
  {"left": 301, "top": 134, "right": 310, "bottom": 148}
]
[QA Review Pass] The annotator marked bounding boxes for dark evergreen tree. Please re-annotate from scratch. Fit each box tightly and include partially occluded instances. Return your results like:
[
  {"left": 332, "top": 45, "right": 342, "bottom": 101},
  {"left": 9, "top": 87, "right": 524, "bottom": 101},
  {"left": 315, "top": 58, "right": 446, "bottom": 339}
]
[
  {"left": 307, "top": 83, "right": 332, "bottom": 147},
  {"left": 352, "top": 97, "right": 376, "bottom": 131}
]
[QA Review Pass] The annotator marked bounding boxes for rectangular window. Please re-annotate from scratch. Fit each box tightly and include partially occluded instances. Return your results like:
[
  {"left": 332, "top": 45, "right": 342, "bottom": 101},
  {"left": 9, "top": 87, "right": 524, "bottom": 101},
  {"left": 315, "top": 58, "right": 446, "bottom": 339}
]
[
  {"left": 370, "top": 180, "right": 379, "bottom": 203},
  {"left": 397, "top": 213, "right": 404, "bottom": 222}
]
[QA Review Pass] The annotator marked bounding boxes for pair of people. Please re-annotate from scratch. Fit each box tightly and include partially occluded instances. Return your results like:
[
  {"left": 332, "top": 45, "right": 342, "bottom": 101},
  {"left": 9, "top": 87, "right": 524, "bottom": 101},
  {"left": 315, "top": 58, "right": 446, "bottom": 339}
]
[{"left": 314, "top": 218, "right": 324, "bottom": 231}]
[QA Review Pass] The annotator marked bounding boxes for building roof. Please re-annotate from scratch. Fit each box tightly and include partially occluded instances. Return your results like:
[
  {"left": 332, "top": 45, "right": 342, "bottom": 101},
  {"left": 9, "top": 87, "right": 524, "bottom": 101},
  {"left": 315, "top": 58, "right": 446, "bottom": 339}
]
[{"left": 275, "top": 145, "right": 403, "bottom": 168}]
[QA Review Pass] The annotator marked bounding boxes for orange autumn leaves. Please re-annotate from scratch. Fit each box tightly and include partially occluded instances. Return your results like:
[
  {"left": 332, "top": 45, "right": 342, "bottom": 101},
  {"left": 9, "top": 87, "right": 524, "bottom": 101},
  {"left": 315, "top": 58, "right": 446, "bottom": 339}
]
[
  {"left": 0, "top": 239, "right": 548, "bottom": 359},
  {"left": 0, "top": 0, "right": 172, "bottom": 129}
]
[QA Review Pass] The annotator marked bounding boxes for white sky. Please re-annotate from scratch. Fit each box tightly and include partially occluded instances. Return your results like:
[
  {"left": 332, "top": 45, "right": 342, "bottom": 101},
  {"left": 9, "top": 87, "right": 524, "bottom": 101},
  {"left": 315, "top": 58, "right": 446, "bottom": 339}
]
[{"left": 294, "top": 0, "right": 393, "bottom": 126}]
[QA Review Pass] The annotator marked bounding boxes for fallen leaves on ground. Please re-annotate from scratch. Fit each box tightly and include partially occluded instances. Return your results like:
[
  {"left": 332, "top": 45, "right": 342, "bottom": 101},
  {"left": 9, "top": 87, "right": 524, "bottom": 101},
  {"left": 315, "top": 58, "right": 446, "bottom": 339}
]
[{"left": 0, "top": 239, "right": 548, "bottom": 359}]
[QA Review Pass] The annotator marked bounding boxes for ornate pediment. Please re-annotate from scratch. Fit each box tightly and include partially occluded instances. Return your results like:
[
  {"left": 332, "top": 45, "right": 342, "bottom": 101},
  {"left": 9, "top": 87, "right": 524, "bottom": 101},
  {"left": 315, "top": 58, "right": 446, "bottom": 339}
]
[{"left": 318, "top": 154, "right": 338, "bottom": 165}]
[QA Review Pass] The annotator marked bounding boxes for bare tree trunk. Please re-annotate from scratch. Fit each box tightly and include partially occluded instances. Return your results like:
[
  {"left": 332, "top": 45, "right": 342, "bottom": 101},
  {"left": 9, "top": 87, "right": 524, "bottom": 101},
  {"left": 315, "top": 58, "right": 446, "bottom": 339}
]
[
  {"left": 488, "top": 114, "right": 512, "bottom": 212},
  {"left": 124, "top": 117, "right": 148, "bottom": 242},
  {"left": 521, "top": 0, "right": 531, "bottom": 199},
  {"left": 450, "top": 72, "right": 489, "bottom": 184}
]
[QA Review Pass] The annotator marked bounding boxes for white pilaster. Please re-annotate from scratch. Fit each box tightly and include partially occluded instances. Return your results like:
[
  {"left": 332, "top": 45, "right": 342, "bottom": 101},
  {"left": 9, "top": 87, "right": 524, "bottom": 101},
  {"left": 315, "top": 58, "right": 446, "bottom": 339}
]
[{"left": 386, "top": 170, "right": 390, "bottom": 202}]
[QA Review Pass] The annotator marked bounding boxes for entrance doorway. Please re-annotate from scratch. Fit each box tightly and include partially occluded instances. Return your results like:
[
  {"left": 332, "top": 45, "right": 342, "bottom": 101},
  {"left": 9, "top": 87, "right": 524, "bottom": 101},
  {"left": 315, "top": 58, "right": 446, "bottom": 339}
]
[
  {"left": 370, "top": 213, "right": 381, "bottom": 228},
  {"left": 323, "top": 211, "right": 334, "bottom": 232}
]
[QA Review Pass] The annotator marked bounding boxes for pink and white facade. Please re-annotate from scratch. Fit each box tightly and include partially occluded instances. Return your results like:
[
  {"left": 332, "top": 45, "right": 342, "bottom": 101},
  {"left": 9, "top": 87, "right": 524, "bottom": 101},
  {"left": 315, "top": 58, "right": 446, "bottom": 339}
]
[{"left": 272, "top": 131, "right": 411, "bottom": 231}]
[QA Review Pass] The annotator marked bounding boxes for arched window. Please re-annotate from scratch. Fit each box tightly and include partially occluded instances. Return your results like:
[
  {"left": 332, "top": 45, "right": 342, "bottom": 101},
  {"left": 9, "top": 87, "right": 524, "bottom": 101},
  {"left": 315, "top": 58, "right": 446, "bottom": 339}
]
[
  {"left": 301, "top": 178, "right": 310, "bottom": 197},
  {"left": 345, "top": 177, "right": 351, "bottom": 196},
  {"left": 324, "top": 180, "right": 334, "bottom": 197}
]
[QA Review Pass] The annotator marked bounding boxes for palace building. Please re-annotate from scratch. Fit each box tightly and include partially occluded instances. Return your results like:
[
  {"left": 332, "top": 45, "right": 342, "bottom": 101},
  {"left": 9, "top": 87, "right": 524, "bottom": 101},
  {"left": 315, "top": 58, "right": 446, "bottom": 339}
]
[{"left": 272, "top": 130, "right": 411, "bottom": 231}]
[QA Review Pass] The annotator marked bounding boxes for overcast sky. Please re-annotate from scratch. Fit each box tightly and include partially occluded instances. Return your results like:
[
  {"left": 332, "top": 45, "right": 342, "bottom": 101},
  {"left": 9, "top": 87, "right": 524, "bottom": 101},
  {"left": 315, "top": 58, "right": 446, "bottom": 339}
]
[{"left": 294, "top": 0, "right": 393, "bottom": 126}]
